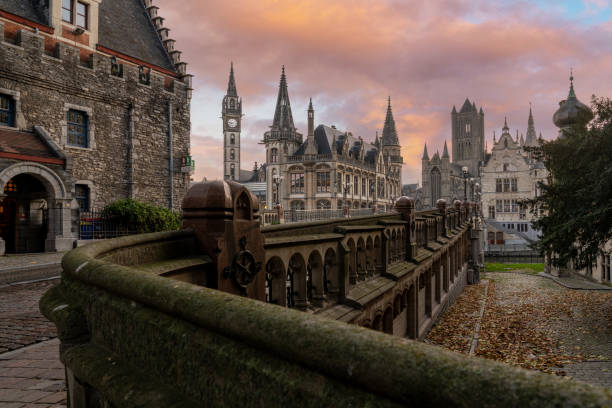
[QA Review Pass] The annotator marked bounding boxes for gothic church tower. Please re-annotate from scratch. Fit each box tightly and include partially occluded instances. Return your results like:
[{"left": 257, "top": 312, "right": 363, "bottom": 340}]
[
  {"left": 381, "top": 97, "right": 403, "bottom": 196},
  {"left": 222, "top": 63, "right": 242, "bottom": 181},
  {"left": 451, "top": 98, "right": 484, "bottom": 176}
]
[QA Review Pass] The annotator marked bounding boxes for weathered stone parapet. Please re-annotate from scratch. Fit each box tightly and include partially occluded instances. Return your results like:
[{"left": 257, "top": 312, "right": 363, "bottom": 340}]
[{"left": 41, "top": 234, "right": 612, "bottom": 407}]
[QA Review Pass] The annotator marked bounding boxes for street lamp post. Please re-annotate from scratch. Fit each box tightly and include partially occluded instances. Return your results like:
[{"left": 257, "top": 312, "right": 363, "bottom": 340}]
[{"left": 462, "top": 166, "right": 469, "bottom": 201}]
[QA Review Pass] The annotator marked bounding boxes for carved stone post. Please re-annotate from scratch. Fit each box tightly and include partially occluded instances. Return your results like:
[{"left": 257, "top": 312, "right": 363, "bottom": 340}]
[
  {"left": 395, "top": 196, "right": 416, "bottom": 261},
  {"left": 182, "top": 180, "right": 266, "bottom": 300},
  {"left": 453, "top": 200, "right": 462, "bottom": 225},
  {"left": 436, "top": 199, "right": 449, "bottom": 238}
]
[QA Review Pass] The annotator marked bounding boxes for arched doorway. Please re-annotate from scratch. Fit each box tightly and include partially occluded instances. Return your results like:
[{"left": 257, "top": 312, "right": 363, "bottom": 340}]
[{"left": 0, "top": 163, "right": 72, "bottom": 253}]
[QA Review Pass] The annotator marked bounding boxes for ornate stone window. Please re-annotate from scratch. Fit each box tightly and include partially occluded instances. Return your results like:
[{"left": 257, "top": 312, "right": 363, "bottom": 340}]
[
  {"left": 496, "top": 179, "right": 502, "bottom": 193},
  {"left": 230, "top": 134, "right": 235, "bottom": 145},
  {"left": 503, "top": 178, "right": 510, "bottom": 192},
  {"left": 511, "top": 178, "right": 518, "bottom": 192},
  {"left": 354, "top": 176, "right": 359, "bottom": 195},
  {"left": 67, "top": 109, "right": 88, "bottom": 147},
  {"left": 230, "top": 164, "right": 235, "bottom": 180},
  {"left": 316, "top": 172, "right": 330, "bottom": 192},
  {"left": 0, "top": 94, "right": 15, "bottom": 127},
  {"left": 230, "top": 149, "right": 235, "bottom": 160},
  {"left": 316, "top": 200, "right": 331, "bottom": 209},
  {"left": 75, "top": 184, "right": 90, "bottom": 212},
  {"left": 270, "top": 148, "right": 278, "bottom": 163},
  {"left": 290, "top": 172, "right": 304, "bottom": 193},
  {"left": 290, "top": 200, "right": 304, "bottom": 210}
]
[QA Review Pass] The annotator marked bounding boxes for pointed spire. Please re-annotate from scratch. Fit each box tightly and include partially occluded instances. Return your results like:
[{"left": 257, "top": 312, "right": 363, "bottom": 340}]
[
  {"left": 382, "top": 96, "right": 399, "bottom": 146},
  {"left": 422, "top": 143, "right": 429, "bottom": 160},
  {"left": 525, "top": 103, "right": 538, "bottom": 146},
  {"left": 568, "top": 68, "right": 576, "bottom": 99},
  {"left": 308, "top": 97, "right": 313, "bottom": 111},
  {"left": 493, "top": 131, "right": 496, "bottom": 144},
  {"left": 460, "top": 98, "right": 473, "bottom": 113},
  {"left": 452, "top": 105, "right": 457, "bottom": 114},
  {"left": 502, "top": 117, "right": 509, "bottom": 132},
  {"left": 442, "top": 140, "right": 449, "bottom": 158},
  {"left": 227, "top": 62, "right": 237, "bottom": 97},
  {"left": 271, "top": 65, "right": 296, "bottom": 132},
  {"left": 472, "top": 101, "right": 477, "bottom": 111},
  {"left": 479, "top": 106, "right": 484, "bottom": 115}
]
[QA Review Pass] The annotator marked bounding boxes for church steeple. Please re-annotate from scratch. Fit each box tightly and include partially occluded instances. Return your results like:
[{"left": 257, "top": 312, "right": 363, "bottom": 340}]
[
  {"left": 422, "top": 143, "right": 429, "bottom": 160},
  {"left": 525, "top": 104, "right": 538, "bottom": 146},
  {"left": 271, "top": 65, "right": 296, "bottom": 132},
  {"left": 227, "top": 62, "right": 237, "bottom": 97},
  {"left": 382, "top": 96, "right": 399, "bottom": 146}
]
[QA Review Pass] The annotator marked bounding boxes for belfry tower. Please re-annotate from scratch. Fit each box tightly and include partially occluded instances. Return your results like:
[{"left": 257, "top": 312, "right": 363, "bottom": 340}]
[{"left": 222, "top": 63, "right": 242, "bottom": 181}]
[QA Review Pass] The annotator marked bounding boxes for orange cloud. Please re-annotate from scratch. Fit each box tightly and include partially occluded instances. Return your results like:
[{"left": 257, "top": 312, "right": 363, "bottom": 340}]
[{"left": 157, "top": 0, "right": 612, "bottom": 185}]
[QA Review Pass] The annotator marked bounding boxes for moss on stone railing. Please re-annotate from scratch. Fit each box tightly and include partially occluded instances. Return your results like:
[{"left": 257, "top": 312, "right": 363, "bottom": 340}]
[{"left": 41, "top": 232, "right": 612, "bottom": 408}]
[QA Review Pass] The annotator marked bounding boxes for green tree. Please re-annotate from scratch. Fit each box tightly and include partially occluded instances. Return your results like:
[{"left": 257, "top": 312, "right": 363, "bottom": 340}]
[{"left": 530, "top": 97, "right": 612, "bottom": 269}]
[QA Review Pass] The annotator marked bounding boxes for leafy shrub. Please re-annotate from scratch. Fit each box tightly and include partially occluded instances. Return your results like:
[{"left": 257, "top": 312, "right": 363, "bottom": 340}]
[{"left": 102, "top": 199, "right": 181, "bottom": 233}]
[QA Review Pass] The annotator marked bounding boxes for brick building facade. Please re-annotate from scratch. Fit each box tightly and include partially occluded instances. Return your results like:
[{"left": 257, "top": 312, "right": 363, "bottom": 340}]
[{"left": 0, "top": 0, "right": 192, "bottom": 253}]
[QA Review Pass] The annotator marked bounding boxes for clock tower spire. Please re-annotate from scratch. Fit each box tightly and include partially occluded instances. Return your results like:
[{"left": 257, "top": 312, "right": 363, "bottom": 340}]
[{"left": 223, "top": 62, "right": 242, "bottom": 181}]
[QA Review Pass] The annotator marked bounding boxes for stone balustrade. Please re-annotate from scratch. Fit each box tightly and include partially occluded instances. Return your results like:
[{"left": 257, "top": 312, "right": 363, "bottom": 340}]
[{"left": 40, "top": 180, "right": 612, "bottom": 407}]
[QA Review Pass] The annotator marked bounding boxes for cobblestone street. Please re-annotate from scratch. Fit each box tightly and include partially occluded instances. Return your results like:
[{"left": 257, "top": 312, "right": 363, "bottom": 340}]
[
  {"left": 0, "top": 280, "right": 59, "bottom": 353},
  {"left": 0, "top": 279, "right": 66, "bottom": 407},
  {"left": 427, "top": 271, "right": 612, "bottom": 388}
]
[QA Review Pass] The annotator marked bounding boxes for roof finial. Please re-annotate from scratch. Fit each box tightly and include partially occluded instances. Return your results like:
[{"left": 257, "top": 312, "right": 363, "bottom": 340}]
[{"left": 568, "top": 67, "right": 576, "bottom": 99}]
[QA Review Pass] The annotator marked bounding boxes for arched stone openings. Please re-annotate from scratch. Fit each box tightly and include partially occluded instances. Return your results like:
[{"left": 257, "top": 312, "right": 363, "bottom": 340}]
[
  {"left": 357, "top": 237, "right": 366, "bottom": 281},
  {"left": 407, "top": 284, "right": 417, "bottom": 339},
  {"left": 383, "top": 306, "right": 393, "bottom": 334},
  {"left": 366, "top": 236, "right": 374, "bottom": 277},
  {"left": 324, "top": 248, "right": 340, "bottom": 300},
  {"left": 288, "top": 253, "right": 308, "bottom": 310},
  {"left": 442, "top": 251, "right": 449, "bottom": 293},
  {"left": 425, "top": 268, "right": 432, "bottom": 318},
  {"left": 434, "top": 258, "right": 441, "bottom": 304},
  {"left": 391, "top": 230, "right": 397, "bottom": 262},
  {"left": 346, "top": 238, "right": 357, "bottom": 285},
  {"left": 372, "top": 313, "right": 383, "bottom": 332},
  {"left": 373, "top": 236, "right": 381, "bottom": 273},
  {"left": 0, "top": 162, "right": 72, "bottom": 252},
  {"left": 307, "top": 250, "right": 324, "bottom": 307},
  {"left": 265, "top": 257, "right": 286, "bottom": 306}
]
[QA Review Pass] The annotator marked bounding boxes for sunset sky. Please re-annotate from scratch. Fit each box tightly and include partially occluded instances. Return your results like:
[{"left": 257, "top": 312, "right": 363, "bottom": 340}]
[{"left": 159, "top": 0, "right": 612, "bottom": 185}]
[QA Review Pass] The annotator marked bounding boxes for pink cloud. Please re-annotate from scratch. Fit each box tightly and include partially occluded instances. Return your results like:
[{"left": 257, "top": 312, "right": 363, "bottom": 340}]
[{"left": 157, "top": 0, "right": 612, "bottom": 185}]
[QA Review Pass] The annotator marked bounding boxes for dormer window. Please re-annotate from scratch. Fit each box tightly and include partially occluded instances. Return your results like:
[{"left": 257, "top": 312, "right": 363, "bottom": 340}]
[{"left": 62, "top": 0, "right": 88, "bottom": 29}]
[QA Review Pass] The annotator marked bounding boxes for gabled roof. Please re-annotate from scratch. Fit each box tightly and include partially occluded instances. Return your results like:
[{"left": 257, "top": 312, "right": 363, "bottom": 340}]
[
  {"left": 0, "top": 0, "right": 48, "bottom": 26},
  {"left": 0, "top": 128, "right": 64, "bottom": 164},
  {"left": 1, "top": 0, "right": 176, "bottom": 72},
  {"left": 294, "top": 125, "right": 379, "bottom": 164},
  {"left": 98, "top": 0, "right": 175, "bottom": 71}
]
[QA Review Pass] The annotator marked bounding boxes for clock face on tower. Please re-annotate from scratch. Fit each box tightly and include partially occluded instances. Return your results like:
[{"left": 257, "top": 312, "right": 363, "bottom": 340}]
[{"left": 227, "top": 118, "right": 238, "bottom": 128}]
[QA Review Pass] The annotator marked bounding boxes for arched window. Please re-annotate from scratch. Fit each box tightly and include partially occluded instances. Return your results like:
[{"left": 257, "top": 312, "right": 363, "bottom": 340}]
[
  {"left": 230, "top": 99, "right": 235, "bottom": 109},
  {"left": 430, "top": 167, "right": 441, "bottom": 207},
  {"left": 230, "top": 164, "right": 235, "bottom": 180},
  {"left": 230, "top": 134, "right": 235, "bottom": 145},
  {"left": 270, "top": 148, "right": 278, "bottom": 163},
  {"left": 230, "top": 149, "right": 235, "bottom": 160}
]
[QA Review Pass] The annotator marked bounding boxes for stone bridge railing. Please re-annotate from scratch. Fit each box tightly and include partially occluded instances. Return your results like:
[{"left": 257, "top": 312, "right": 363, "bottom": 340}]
[{"left": 40, "top": 180, "right": 612, "bottom": 407}]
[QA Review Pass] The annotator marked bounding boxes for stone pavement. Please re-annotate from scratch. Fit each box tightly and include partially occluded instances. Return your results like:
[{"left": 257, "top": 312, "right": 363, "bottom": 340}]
[
  {"left": 0, "top": 339, "right": 66, "bottom": 407},
  {"left": 0, "top": 280, "right": 59, "bottom": 353},
  {"left": 0, "top": 253, "right": 64, "bottom": 286},
  {"left": 539, "top": 272, "right": 612, "bottom": 291}
]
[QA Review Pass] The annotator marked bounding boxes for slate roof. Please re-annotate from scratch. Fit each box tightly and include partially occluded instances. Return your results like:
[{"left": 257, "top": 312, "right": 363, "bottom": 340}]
[
  {"left": 0, "top": 0, "right": 48, "bottom": 26},
  {"left": 98, "top": 0, "right": 174, "bottom": 71},
  {"left": 293, "top": 125, "right": 379, "bottom": 165},
  {"left": 0, "top": 128, "right": 61, "bottom": 159},
  {"left": 1, "top": 0, "right": 175, "bottom": 72}
]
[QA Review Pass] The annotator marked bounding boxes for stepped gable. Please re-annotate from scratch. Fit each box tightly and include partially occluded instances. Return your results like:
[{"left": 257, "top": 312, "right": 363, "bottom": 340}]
[
  {"left": 0, "top": 0, "right": 48, "bottom": 26},
  {"left": 99, "top": 0, "right": 174, "bottom": 71}
]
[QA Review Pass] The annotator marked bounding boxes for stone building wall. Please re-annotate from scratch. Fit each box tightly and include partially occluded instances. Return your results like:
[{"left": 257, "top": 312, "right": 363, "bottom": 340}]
[{"left": 0, "top": 24, "right": 191, "bottom": 210}]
